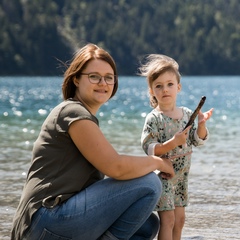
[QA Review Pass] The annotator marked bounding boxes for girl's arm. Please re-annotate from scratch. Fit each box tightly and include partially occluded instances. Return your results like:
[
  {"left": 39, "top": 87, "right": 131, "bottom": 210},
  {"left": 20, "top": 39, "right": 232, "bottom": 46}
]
[
  {"left": 154, "top": 126, "right": 191, "bottom": 156},
  {"left": 197, "top": 108, "right": 213, "bottom": 139},
  {"left": 68, "top": 119, "right": 175, "bottom": 180}
]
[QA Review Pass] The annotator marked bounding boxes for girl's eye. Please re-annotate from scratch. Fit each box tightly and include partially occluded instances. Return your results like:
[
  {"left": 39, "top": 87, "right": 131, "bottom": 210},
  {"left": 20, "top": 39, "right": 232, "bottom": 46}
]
[
  {"left": 168, "top": 83, "right": 174, "bottom": 87},
  {"left": 156, "top": 85, "right": 163, "bottom": 89}
]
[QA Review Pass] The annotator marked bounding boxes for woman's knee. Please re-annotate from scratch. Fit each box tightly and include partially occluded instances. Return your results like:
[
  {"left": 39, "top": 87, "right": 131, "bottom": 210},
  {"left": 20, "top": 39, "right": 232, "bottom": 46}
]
[{"left": 141, "top": 172, "right": 162, "bottom": 197}]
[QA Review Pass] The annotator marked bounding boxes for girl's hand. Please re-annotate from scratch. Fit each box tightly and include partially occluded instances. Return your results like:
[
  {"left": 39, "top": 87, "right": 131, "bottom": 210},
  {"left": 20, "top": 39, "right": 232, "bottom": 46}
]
[
  {"left": 198, "top": 108, "right": 214, "bottom": 126},
  {"left": 173, "top": 126, "right": 191, "bottom": 146}
]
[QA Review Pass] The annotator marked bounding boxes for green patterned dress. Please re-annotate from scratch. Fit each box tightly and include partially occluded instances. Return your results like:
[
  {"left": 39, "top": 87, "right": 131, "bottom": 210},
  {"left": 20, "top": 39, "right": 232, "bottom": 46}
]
[{"left": 141, "top": 107, "right": 208, "bottom": 211}]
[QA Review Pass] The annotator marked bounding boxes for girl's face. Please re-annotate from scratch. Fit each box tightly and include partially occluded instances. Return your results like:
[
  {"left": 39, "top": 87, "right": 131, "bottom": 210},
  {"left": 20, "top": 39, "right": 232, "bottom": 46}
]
[
  {"left": 73, "top": 59, "right": 115, "bottom": 114},
  {"left": 150, "top": 71, "right": 181, "bottom": 108}
]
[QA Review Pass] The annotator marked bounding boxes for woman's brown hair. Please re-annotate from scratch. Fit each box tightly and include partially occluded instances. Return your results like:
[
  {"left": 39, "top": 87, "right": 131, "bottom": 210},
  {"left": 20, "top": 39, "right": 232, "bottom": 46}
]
[{"left": 62, "top": 43, "right": 118, "bottom": 100}]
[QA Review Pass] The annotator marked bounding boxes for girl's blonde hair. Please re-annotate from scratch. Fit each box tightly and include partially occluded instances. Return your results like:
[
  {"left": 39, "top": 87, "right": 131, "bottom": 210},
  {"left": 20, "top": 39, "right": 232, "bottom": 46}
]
[{"left": 139, "top": 54, "right": 181, "bottom": 108}]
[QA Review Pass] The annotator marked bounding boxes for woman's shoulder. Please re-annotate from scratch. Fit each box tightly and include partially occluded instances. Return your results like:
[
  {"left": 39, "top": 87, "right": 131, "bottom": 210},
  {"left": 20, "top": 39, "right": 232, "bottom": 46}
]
[
  {"left": 61, "top": 99, "right": 88, "bottom": 112},
  {"left": 55, "top": 99, "right": 89, "bottom": 116},
  {"left": 48, "top": 100, "right": 98, "bottom": 126}
]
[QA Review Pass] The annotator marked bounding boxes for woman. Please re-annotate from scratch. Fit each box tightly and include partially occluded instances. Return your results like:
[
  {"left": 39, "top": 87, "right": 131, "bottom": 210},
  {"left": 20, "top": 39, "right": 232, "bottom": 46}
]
[{"left": 11, "top": 44, "right": 175, "bottom": 240}]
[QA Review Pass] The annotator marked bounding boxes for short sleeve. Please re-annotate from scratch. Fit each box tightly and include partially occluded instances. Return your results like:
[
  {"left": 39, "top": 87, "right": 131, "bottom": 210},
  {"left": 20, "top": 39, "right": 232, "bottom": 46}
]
[{"left": 56, "top": 102, "right": 98, "bottom": 132}]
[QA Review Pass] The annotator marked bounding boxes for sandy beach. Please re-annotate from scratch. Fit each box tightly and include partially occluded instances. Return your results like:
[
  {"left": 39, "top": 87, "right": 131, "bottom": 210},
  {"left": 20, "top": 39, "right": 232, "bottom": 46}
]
[{"left": 1, "top": 178, "right": 239, "bottom": 240}]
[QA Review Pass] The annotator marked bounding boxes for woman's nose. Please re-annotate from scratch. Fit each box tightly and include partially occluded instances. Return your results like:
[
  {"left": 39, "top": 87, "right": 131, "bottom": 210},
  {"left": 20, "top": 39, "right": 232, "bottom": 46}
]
[{"left": 98, "top": 76, "right": 108, "bottom": 85}]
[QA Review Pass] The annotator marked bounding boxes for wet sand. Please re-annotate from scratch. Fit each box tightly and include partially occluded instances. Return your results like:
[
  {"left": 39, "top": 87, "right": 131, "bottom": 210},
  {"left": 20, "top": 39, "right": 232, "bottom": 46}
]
[
  {"left": 153, "top": 199, "right": 240, "bottom": 240},
  {"left": 1, "top": 198, "right": 239, "bottom": 240}
]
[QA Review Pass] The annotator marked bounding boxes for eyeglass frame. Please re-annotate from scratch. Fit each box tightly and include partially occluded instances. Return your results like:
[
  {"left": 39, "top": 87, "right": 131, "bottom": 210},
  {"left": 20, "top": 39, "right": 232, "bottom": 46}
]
[{"left": 80, "top": 72, "right": 117, "bottom": 85}]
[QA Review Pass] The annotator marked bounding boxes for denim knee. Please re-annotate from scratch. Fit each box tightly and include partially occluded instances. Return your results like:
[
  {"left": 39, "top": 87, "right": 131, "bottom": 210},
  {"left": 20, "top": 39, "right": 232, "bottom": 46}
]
[{"left": 141, "top": 172, "right": 162, "bottom": 198}]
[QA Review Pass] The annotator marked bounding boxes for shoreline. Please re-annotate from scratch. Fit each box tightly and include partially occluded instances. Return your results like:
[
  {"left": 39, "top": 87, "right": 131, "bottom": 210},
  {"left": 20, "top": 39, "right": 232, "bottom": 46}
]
[{"left": 1, "top": 203, "right": 239, "bottom": 240}]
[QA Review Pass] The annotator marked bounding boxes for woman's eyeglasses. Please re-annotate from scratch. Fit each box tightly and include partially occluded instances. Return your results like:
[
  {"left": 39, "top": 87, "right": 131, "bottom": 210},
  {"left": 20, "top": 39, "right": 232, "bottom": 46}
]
[{"left": 81, "top": 73, "right": 117, "bottom": 85}]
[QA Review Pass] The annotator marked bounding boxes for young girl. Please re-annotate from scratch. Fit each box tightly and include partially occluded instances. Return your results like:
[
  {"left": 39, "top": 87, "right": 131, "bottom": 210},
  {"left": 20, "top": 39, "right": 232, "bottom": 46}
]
[{"left": 139, "top": 54, "right": 213, "bottom": 240}]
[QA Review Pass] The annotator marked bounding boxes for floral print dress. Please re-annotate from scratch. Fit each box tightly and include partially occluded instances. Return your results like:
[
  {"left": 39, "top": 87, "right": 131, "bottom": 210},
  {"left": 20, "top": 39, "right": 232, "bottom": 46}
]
[{"left": 141, "top": 107, "right": 208, "bottom": 211}]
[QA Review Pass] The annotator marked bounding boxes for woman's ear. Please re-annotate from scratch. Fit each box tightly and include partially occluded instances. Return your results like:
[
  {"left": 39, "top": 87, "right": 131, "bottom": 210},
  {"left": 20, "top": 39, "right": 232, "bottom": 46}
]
[{"left": 73, "top": 77, "right": 79, "bottom": 87}]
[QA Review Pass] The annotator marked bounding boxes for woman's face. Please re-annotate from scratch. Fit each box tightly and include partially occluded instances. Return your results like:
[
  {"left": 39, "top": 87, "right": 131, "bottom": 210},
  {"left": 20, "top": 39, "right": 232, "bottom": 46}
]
[{"left": 73, "top": 59, "right": 115, "bottom": 113}]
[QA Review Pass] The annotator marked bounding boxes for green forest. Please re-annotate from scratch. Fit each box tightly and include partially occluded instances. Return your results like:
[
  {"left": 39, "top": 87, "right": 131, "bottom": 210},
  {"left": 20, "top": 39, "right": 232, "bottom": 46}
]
[{"left": 0, "top": 0, "right": 240, "bottom": 76}]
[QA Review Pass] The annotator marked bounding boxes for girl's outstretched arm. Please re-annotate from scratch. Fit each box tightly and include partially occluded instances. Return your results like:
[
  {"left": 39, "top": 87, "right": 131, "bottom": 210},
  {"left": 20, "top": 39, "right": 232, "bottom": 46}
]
[{"left": 197, "top": 108, "right": 213, "bottom": 139}]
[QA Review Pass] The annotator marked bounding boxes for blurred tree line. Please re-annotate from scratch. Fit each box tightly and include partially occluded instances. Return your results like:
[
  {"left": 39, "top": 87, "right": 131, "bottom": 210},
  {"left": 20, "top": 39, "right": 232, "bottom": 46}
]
[{"left": 0, "top": 0, "right": 239, "bottom": 76}]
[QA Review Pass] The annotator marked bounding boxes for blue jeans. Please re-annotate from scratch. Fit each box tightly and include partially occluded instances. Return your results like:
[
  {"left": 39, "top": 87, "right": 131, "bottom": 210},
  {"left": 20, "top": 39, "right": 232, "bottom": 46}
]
[{"left": 24, "top": 173, "right": 161, "bottom": 240}]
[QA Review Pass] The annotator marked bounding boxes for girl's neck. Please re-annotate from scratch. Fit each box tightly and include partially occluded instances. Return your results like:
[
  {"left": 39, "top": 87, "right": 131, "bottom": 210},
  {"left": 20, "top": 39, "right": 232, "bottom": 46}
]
[
  {"left": 156, "top": 105, "right": 182, "bottom": 120},
  {"left": 156, "top": 103, "right": 176, "bottom": 113}
]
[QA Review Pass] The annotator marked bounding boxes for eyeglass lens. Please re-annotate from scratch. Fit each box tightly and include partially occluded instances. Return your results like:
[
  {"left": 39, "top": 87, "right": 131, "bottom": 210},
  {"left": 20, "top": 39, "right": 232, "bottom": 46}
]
[{"left": 88, "top": 73, "right": 115, "bottom": 84}]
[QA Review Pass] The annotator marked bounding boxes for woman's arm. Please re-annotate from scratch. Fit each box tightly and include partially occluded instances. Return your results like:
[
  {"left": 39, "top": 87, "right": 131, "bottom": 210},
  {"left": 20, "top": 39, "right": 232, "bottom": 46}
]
[{"left": 69, "top": 120, "right": 174, "bottom": 180}]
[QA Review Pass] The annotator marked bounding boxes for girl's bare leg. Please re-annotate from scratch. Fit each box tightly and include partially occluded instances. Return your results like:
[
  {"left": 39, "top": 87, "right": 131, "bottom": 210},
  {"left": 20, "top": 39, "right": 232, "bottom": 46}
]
[
  {"left": 173, "top": 206, "right": 185, "bottom": 240},
  {"left": 157, "top": 210, "right": 175, "bottom": 240}
]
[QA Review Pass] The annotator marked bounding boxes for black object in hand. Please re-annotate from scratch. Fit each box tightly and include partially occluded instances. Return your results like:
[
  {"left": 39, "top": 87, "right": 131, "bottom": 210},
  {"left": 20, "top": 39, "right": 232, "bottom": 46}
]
[
  {"left": 183, "top": 96, "right": 206, "bottom": 130},
  {"left": 179, "top": 96, "right": 206, "bottom": 148}
]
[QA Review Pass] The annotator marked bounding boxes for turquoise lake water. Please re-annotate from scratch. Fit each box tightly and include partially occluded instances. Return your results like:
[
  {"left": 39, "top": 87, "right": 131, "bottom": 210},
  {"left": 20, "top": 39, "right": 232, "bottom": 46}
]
[{"left": 0, "top": 76, "right": 239, "bottom": 239}]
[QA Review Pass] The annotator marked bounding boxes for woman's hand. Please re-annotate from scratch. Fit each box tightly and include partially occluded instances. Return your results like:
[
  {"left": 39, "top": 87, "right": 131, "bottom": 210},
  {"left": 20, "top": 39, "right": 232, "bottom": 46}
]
[{"left": 156, "top": 157, "right": 175, "bottom": 179}]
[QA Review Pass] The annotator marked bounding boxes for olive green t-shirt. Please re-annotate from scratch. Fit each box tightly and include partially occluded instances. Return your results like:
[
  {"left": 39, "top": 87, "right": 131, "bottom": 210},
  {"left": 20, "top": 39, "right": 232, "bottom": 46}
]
[{"left": 11, "top": 99, "right": 104, "bottom": 240}]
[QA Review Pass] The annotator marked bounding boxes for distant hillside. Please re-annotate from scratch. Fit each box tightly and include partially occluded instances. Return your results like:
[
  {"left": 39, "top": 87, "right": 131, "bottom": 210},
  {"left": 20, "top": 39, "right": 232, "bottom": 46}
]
[{"left": 0, "top": 0, "right": 239, "bottom": 76}]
